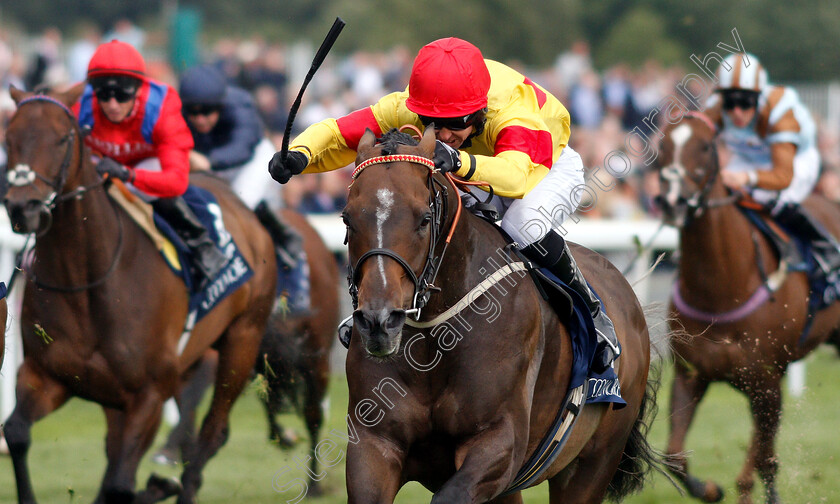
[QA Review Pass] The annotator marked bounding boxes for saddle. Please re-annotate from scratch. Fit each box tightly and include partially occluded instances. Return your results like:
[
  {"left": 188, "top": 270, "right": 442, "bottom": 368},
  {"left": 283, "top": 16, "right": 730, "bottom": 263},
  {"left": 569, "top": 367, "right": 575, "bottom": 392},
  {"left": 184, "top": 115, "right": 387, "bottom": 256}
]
[{"left": 107, "top": 181, "right": 254, "bottom": 322}]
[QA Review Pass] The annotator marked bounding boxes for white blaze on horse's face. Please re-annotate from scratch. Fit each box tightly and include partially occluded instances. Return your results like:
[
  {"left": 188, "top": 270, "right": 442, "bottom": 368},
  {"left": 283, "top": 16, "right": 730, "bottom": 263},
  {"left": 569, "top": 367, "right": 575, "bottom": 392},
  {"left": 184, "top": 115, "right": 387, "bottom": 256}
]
[
  {"left": 376, "top": 188, "right": 395, "bottom": 286},
  {"left": 662, "top": 123, "right": 693, "bottom": 208}
]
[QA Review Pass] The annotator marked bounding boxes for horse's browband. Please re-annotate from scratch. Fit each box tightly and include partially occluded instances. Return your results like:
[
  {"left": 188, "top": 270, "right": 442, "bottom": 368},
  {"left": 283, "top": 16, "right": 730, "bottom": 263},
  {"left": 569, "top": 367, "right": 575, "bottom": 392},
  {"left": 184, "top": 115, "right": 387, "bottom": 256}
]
[{"left": 352, "top": 154, "right": 436, "bottom": 180}]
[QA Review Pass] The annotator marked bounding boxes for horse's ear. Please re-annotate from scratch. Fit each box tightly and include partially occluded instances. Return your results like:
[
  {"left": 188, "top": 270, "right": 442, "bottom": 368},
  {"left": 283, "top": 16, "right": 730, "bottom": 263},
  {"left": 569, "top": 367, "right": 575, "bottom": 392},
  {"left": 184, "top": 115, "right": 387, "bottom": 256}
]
[
  {"left": 58, "top": 82, "right": 87, "bottom": 108},
  {"left": 418, "top": 125, "right": 436, "bottom": 159},
  {"left": 8, "top": 85, "right": 29, "bottom": 105},
  {"left": 358, "top": 128, "right": 376, "bottom": 155}
]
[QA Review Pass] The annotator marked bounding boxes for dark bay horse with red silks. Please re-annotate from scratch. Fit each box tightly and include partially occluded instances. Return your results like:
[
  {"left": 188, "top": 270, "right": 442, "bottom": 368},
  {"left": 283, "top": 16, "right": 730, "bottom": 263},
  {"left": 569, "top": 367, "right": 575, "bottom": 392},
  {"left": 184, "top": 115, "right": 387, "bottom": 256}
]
[
  {"left": 341, "top": 126, "right": 661, "bottom": 503},
  {"left": 655, "top": 112, "right": 840, "bottom": 504},
  {"left": 2, "top": 85, "right": 277, "bottom": 504}
]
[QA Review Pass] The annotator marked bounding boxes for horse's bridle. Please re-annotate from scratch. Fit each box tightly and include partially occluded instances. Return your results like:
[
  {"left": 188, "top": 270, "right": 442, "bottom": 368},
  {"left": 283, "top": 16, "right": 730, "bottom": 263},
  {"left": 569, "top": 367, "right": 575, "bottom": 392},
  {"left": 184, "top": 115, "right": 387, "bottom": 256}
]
[
  {"left": 656, "top": 111, "right": 741, "bottom": 224},
  {"left": 9, "top": 96, "right": 107, "bottom": 210},
  {"left": 346, "top": 154, "right": 456, "bottom": 320},
  {"left": 9, "top": 95, "right": 124, "bottom": 292}
]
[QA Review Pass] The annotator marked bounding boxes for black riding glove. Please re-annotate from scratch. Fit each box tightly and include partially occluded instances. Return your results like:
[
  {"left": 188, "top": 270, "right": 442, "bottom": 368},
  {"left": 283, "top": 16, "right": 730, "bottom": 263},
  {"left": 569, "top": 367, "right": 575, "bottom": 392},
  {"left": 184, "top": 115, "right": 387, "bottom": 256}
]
[
  {"left": 96, "top": 157, "right": 134, "bottom": 182},
  {"left": 269, "top": 151, "right": 309, "bottom": 184},
  {"left": 433, "top": 141, "right": 462, "bottom": 174}
]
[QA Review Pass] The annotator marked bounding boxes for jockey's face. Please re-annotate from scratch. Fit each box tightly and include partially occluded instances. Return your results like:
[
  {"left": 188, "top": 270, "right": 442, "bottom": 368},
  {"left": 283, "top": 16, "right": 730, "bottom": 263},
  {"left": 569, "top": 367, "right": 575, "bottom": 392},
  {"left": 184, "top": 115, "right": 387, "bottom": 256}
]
[
  {"left": 99, "top": 95, "right": 135, "bottom": 124},
  {"left": 722, "top": 90, "right": 758, "bottom": 128},
  {"left": 725, "top": 105, "right": 756, "bottom": 129},
  {"left": 186, "top": 110, "right": 221, "bottom": 134},
  {"left": 435, "top": 125, "right": 474, "bottom": 149}
]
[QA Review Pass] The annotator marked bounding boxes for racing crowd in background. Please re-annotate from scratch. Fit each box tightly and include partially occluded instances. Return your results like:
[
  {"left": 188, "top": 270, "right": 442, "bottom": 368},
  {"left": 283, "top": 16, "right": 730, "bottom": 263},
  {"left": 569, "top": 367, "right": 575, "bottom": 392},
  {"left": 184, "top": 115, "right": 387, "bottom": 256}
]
[{"left": 2, "top": 21, "right": 840, "bottom": 222}]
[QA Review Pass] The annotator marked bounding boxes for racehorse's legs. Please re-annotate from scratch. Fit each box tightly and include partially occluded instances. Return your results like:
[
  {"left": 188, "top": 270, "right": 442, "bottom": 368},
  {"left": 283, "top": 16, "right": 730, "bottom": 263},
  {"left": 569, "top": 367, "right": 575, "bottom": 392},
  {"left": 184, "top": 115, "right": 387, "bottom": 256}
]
[
  {"left": 666, "top": 360, "right": 722, "bottom": 502},
  {"left": 177, "top": 325, "right": 262, "bottom": 504},
  {"left": 429, "top": 419, "right": 516, "bottom": 504},
  {"left": 5, "top": 361, "right": 70, "bottom": 504},
  {"left": 546, "top": 445, "right": 624, "bottom": 503},
  {"left": 346, "top": 434, "right": 403, "bottom": 504},
  {"left": 154, "top": 352, "right": 217, "bottom": 465},
  {"left": 97, "top": 391, "right": 166, "bottom": 504},
  {"left": 736, "top": 379, "right": 783, "bottom": 504},
  {"left": 301, "top": 365, "right": 329, "bottom": 495}
]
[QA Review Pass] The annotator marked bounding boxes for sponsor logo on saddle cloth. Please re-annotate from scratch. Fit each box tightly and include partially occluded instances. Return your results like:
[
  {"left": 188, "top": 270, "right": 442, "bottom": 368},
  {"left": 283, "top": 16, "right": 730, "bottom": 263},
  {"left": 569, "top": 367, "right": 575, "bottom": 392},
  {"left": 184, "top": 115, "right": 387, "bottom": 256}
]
[{"left": 108, "top": 184, "right": 253, "bottom": 323}]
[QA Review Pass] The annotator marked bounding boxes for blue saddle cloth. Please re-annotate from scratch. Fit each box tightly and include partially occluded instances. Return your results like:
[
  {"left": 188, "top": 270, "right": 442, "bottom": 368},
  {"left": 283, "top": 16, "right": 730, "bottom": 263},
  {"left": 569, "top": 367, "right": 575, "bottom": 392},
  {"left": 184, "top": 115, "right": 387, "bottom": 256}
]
[
  {"left": 153, "top": 186, "right": 253, "bottom": 323},
  {"left": 0, "top": 281, "right": 6, "bottom": 299},
  {"left": 275, "top": 251, "right": 311, "bottom": 316},
  {"left": 538, "top": 268, "right": 626, "bottom": 408}
]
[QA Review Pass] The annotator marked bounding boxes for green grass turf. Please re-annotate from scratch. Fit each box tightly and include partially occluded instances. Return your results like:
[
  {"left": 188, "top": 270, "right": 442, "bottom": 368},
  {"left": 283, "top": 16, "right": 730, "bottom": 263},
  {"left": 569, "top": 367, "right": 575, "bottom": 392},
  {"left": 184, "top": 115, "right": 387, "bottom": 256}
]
[{"left": 0, "top": 346, "right": 837, "bottom": 503}]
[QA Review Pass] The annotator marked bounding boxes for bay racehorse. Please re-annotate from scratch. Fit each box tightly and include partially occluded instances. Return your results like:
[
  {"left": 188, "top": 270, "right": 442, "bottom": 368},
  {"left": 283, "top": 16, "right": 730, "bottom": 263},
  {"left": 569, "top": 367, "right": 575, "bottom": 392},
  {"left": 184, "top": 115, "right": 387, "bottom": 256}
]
[
  {"left": 2, "top": 84, "right": 277, "bottom": 504},
  {"left": 154, "top": 207, "right": 340, "bottom": 495},
  {"left": 655, "top": 111, "right": 840, "bottom": 504},
  {"left": 342, "top": 126, "right": 660, "bottom": 503}
]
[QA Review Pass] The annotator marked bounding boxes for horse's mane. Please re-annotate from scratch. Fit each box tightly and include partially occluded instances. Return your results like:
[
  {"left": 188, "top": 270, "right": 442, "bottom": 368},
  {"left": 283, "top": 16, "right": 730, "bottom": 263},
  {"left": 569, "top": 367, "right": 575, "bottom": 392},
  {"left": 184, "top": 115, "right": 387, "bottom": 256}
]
[{"left": 376, "top": 128, "right": 419, "bottom": 155}]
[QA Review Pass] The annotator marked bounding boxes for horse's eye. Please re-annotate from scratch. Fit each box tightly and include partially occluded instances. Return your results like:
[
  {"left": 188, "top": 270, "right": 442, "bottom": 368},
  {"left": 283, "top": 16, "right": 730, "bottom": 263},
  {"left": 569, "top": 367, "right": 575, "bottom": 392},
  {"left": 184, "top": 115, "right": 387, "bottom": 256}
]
[{"left": 419, "top": 213, "right": 432, "bottom": 228}]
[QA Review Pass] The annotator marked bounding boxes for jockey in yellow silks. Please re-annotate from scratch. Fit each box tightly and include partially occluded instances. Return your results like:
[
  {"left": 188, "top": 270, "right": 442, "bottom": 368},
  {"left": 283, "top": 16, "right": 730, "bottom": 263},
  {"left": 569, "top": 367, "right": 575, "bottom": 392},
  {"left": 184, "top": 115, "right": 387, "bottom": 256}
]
[{"left": 270, "top": 37, "right": 619, "bottom": 372}]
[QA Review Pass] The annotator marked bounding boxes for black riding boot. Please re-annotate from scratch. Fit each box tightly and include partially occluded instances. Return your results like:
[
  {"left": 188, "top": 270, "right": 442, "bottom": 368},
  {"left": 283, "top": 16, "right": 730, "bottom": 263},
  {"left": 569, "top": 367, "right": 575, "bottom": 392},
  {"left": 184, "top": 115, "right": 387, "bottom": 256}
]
[
  {"left": 152, "top": 197, "right": 228, "bottom": 288},
  {"left": 521, "top": 231, "right": 620, "bottom": 374},
  {"left": 254, "top": 200, "right": 304, "bottom": 269},
  {"left": 774, "top": 203, "right": 840, "bottom": 274}
]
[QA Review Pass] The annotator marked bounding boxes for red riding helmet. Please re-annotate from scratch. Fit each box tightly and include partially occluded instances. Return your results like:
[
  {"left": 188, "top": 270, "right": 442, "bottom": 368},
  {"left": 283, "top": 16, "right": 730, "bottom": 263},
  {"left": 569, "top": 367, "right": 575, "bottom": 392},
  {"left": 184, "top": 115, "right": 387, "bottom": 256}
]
[
  {"left": 87, "top": 40, "right": 147, "bottom": 80},
  {"left": 406, "top": 38, "right": 491, "bottom": 118}
]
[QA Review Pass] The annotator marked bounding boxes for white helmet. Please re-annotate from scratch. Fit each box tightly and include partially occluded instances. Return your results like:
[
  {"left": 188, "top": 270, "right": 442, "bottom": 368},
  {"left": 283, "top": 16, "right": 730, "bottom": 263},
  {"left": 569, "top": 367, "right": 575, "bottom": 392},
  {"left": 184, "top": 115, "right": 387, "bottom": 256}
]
[{"left": 716, "top": 53, "right": 768, "bottom": 93}]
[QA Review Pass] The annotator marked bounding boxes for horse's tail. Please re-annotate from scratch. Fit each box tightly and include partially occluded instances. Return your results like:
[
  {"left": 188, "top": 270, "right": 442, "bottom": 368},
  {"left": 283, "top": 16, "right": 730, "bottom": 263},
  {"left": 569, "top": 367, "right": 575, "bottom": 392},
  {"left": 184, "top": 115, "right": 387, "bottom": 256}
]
[
  {"left": 254, "top": 313, "right": 307, "bottom": 412},
  {"left": 606, "top": 362, "right": 675, "bottom": 501}
]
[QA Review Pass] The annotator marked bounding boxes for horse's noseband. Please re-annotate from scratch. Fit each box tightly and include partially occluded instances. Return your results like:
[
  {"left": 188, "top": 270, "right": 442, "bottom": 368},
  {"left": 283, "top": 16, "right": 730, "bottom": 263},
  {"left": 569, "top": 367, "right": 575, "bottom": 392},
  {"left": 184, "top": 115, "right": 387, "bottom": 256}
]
[{"left": 346, "top": 154, "right": 450, "bottom": 320}]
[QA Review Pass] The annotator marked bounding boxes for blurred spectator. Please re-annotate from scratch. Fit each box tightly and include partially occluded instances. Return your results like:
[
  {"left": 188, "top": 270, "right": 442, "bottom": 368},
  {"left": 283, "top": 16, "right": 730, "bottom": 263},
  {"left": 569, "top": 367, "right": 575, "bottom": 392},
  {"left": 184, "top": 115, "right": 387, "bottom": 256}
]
[
  {"left": 103, "top": 19, "right": 146, "bottom": 53},
  {"left": 66, "top": 23, "right": 101, "bottom": 83},
  {"left": 25, "top": 27, "right": 67, "bottom": 90},
  {"left": 816, "top": 166, "right": 840, "bottom": 203},
  {"left": 553, "top": 40, "right": 592, "bottom": 97},
  {"left": 568, "top": 69, "right": 603, "bottom": 130}
]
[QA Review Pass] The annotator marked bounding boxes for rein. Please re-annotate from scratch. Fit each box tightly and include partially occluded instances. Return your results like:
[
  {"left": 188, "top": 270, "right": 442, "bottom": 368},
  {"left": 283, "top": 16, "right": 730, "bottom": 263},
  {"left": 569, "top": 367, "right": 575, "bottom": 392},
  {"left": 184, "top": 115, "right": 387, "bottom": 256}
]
[{"left": 347, "top": 154, "right": 464, "bottom": 320}]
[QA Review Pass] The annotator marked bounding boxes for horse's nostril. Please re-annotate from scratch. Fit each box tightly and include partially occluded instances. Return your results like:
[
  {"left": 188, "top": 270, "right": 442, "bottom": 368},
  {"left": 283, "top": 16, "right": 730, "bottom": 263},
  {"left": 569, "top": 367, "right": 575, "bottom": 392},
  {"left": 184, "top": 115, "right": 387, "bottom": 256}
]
[
  {"left": 353, "top": 310, "right": 374, "bottom": 335},
  {"left": 384, "top": 310, "right": 406, "bottom": 333}
]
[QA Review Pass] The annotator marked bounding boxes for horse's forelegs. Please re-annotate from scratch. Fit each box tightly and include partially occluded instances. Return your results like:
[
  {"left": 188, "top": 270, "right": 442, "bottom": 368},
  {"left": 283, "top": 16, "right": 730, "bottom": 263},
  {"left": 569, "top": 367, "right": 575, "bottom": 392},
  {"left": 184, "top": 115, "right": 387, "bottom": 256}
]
[
  {"left": 666, "top": 361, "right": 722, "bottom": 502},
  {"left": 737, "top": 380, "right": 782, "bottom": 504},
  {"left": 430, "top": 419, "right": 517, "bottom": 504},
  {"left": 5, "top": 360, "right": 70, "bottom": 504},
  {"left": 177, "top": 326, "right": 261, "bottom": 504},
  {"left": 98, "top": 391, "right": 166, "bottom": 504},
  {"left": 346, "top": 434, "right": 403, "bottom": 504}
]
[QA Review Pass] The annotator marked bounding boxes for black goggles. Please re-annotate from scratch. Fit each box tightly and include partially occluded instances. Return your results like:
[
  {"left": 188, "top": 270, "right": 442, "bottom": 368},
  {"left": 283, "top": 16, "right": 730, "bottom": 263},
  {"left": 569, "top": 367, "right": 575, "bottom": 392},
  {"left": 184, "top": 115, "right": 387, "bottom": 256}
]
[
  {"left": 722, "top": 91, "right": 759, "bottom": 111},
  {"left": 418, "top": 114, "right": 475, "bottom": 131},
  {"left": 94, "top": 85, "right": 137, "bottom": 103},
  {"left": 185, "top": 104, "right": 222, "bottom": 116}
]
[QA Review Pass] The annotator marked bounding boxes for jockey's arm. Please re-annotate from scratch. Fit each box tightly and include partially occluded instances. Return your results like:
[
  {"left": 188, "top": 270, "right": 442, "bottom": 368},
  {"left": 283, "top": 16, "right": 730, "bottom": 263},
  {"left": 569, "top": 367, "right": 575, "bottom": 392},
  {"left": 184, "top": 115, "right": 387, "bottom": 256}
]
[
  {"left": 721, "top": 142, "right": 795, "bottom": 192},
  {"left": 291, "top": 92, "right": 417, "bottom": 174},
  {"left": 757, "top": 142, "right": 796, "bottom": 191}
]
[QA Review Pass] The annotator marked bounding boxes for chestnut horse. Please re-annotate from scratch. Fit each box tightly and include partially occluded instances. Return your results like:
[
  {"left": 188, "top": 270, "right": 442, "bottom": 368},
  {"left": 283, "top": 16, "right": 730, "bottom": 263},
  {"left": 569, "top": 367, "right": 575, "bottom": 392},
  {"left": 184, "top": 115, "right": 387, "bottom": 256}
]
[
  {"left": 655, "top": 113, "right": 840, "bottom": 504},
  {"left": 341, "top": 127, "right": 659, "bottom": 503},
  {"left": 2, "top": 85, "right": 277, "bottom": 504}
]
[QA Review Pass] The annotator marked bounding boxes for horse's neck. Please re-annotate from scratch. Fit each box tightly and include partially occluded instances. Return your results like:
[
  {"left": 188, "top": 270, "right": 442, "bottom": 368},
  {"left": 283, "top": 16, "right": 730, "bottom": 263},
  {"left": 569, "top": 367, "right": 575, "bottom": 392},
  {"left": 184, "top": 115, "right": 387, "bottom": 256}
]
[
  {"left": 425, "top": 212, "right": 511, "bottom": 315},
  {"left": 678, "top": 203, "right": 764, "bottom": 300},
  {"left": 35, "top": 186, "right": 120, "bottom": 275}
]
